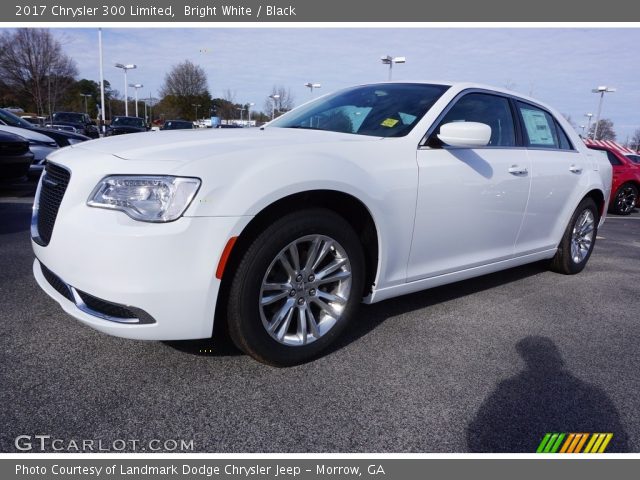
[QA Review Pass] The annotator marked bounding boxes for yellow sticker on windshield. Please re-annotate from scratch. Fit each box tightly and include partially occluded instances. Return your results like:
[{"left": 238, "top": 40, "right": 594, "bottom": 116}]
[{"left": 381, "top": 118, "right": 399, "bottom": 128}]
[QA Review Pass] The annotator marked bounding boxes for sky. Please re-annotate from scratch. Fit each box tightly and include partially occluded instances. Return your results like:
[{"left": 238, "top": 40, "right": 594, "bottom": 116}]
[{"left": 26, "top": 27, "right": 640, "bottom": 141}]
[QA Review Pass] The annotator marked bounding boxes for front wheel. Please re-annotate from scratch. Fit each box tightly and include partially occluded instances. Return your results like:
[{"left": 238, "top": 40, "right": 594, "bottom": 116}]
[
  {"left": 226, "top": 209, "right": 365, "bottom": 366},
  {"left": 610, "top": 183, "right": 638, "bottom": 215},
  {"left": 550, "top": 197, "right": 599, "bottom": 275}
]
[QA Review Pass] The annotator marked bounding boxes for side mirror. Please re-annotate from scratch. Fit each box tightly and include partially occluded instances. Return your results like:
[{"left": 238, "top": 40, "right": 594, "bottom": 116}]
[{"left": 437, "top": 122, "right": 491, "bottom": 148}]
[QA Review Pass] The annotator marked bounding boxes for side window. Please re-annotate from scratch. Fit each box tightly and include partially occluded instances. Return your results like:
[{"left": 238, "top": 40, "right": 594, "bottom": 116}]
[
  {"left": 605, "top": 150, "right": 622, "bottom": 166},
  {"left": 517, "top": 102, "right": 559, "bottom": 149},
  {"left": 555, "top": 121, "right": 574, "bottom": 150},
  {"left": 437, "top": 93, "right": 516, "bottom": 147}
]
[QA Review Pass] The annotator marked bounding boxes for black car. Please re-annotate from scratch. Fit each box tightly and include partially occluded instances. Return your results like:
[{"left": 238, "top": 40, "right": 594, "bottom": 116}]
[
  {"left": 0, "top": 131, "right": 33, "bottom": 180},
  {"left": 161, "top": 120, "right": 194, "bottom": 130},
  {"left": 0, "top": 108, "right": 90, "bottom": 147},
  {"left": 106, "top": 116, "right": 147, "bottom": 136},
  {"left": 49, "top": 112, "right": 99, "bottom": 138}
]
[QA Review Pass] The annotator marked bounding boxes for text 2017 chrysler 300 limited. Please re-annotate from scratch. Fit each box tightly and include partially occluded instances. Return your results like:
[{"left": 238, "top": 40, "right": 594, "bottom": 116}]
[{"left": 32, "top": 82, "right": 612, "bottom": 365}]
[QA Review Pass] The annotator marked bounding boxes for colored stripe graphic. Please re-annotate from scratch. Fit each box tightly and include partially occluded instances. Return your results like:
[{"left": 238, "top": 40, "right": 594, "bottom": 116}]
[
  {"left": 574, "top": 433, "right": 589, "bottom": 453},
  {"left": 537, "top": 433, "right": 613, "bottom": 453}
]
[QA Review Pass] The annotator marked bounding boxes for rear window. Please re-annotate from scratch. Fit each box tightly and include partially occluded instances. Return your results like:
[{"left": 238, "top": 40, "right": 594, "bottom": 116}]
[{"left": 517, "top": 102, "right": 558, "bottom": 149}]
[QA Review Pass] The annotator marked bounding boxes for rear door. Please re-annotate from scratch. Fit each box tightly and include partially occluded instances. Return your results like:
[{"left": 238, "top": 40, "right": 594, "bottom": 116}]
[{"left": 513, "top": 101, "right": 586, "bottom": 255}]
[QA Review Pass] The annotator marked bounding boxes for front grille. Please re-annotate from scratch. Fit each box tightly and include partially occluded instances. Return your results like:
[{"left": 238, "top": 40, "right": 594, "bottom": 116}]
[
  {"left": 41, "top": 263, "right": 74, "bottom": 303},
  {"left": 76, "top": 290, "right": 136, "bottom": 319},
  {"left": 35, "top": 163, "right": 70, "bottom": 246}
]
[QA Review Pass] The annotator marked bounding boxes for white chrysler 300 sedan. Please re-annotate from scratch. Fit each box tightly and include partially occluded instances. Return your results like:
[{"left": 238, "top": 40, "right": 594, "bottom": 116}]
[{"left": 32, "top": 82, "right": 612, "bottom": 365}]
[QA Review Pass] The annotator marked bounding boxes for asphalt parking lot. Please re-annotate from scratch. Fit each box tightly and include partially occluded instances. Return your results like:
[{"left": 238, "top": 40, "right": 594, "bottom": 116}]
[{"left": 1, "top": 179, "right": 639, "bottom": 453}]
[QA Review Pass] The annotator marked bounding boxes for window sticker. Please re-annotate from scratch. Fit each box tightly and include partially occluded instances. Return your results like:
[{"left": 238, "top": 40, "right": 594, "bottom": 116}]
[
  {"left": 381, "top": 118, "right": 399, "bottom": 128},
  {"left": 521, "top": 108, "right": 554, "bottom": 145},
  {"left": 398, "top": 112, "right": 417, "bottom": 125}
]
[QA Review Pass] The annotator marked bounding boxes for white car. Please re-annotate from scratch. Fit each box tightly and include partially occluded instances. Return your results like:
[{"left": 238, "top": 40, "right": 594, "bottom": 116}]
[{"left": 32, "top": 82, "right": 612, "bottom": 365}]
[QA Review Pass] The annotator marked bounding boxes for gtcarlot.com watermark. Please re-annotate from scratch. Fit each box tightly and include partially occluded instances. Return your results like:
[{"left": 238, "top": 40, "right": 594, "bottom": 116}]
[{"left": 15, "top": 435, "right": 194, "bottom": 452}]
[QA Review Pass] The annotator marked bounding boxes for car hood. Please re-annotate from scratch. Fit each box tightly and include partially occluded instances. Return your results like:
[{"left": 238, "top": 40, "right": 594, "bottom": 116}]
[
  {"left": 70, "top": 127, "right": 381, "bottom": 161},
  {"left": 0, "top": 125, "right": 56, "bottom": 143}
]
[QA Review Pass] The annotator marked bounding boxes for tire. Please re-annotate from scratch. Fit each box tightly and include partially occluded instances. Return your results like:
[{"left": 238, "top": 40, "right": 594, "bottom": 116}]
[
  {"left": 226, "top": 208, "right": 365, "bottom": 366},
  {"left": 550, "top": 197, "right": 599, "bottom": 275},
  {"left": 609, "top": 183, "right": 638, "bottom": 215}
]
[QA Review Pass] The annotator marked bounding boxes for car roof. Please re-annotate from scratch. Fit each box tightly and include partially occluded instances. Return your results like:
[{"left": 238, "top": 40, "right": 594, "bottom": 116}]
[{"left": 353, "top": 81, "right": 557, "bottom": 113}]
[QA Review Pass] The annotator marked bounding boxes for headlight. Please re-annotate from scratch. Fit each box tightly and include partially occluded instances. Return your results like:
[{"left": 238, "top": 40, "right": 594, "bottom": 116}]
[
  {"left": 67, "top": 138, "right": 84, "bottom": 145},
  {"left": 87, "top": 175, "right": 201, "bottom": 222}
]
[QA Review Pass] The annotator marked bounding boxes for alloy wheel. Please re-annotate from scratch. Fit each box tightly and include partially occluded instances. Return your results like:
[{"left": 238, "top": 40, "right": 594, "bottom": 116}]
[
  {"left": 259, "top": 235, "right": 352, "bottom": 346},
  {"left": 570, "top": 209, "right": 595, "bottom": 264}
]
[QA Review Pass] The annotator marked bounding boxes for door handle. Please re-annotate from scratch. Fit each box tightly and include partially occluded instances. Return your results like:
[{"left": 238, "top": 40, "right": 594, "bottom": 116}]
[
  {"left": 508, "top": 165, "right": 528, "bottom": 175},
  {"left": 569, "top": 165, "right": 583, "bottom": 174}
]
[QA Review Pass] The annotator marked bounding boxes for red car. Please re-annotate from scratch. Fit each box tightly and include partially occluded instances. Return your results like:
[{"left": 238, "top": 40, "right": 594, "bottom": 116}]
[{"left": 585, "top": 139, "right": 640, "bottom": 215}]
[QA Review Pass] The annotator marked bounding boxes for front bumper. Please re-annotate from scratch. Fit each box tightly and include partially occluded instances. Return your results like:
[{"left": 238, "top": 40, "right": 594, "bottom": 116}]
[{"left": 33, "top": 210, "right": 251, "bottom": 340}]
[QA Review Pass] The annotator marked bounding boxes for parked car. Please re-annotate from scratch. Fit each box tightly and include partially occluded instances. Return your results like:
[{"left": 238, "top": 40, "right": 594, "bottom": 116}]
[
  {"left": 0, "top": 130, "right": 33, "bottom": 180},
  {"left": 161, "top": 120, "right": 194, "bottom": 130},
  {"left": 106, "top": 116, "right": 147, "bottom": 136},
  {"left": 21, "top": 115, "right": 46, "bottom": 127},
  {"left": 32, "top": 82, "right": 611, "bottom": 366},
  {"left": 0, "top": 125, "right": 58, "bottom": 178},
  {"left": 48, "top": 112, "right": 99, "bottom": 138},
  {"left": 625, "top": 153, "right": 640, "bottom": 165},
  {"left": 584, "top": 139, "right": 640, "bottom": 215},
  {"left": 0, "top": 108, "right": 90, "bottom": 148}
]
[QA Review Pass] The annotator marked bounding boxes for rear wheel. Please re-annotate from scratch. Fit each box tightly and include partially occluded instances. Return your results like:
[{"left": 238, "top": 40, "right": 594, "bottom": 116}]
[
  {"left": 226, "top": 209, "right": 364, "bottom": 366},
  {"left": 550, "top": 197, "right": 598, "bottom": 275},
  {"left": 610, "top": 183, "right": 638, "bottom": 215}
]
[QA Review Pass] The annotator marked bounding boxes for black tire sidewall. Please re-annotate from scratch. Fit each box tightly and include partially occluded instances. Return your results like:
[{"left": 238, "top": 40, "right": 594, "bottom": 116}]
[
  {"left": 611, "top": 183, "right": 638, "bottom": 215},
  {"left": 227, "top": 209, "right": 365, "bottom": 366}
]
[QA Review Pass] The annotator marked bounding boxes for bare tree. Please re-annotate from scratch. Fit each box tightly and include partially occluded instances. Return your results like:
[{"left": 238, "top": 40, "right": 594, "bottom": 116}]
[
  {"left": 0, "top": 28, "right": 77, "bottom": 116},
  {"left": 630, "top": 128, "right": 640, "bottom": 151},
  {"left": 159, "top": 60, "right": 211, "bottom": 120},
  {"left": 160, "top": 60, "right": 208, "bottom": 97},
  {"left": 264, "top": 85, "right": 295, "bottom": 118},
  {"left": 222, "top": 89, "right": 236, "bottom": 104},
  {"left": 588, "top": 118, "right": 616, "bottom": 141},
  {"left": 561, "top": 113, "right": 576, "bottom": 128}
]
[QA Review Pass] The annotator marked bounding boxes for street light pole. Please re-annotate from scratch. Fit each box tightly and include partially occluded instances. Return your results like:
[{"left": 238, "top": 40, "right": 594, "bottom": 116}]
[
  {"left": 192, "top": 104, "right": 201, "bottom": 122},
  {"left": 591, "top": 86, "right": 615, "bottom": 140},
  {"left": 79, "top": 93, "right": 91, "bottom": 114},
  {"left": 380, "top": 55, "right": 406, "bottom": 81},
  {"left": 247, "top": 102, "right": 255, "bottom": 126},
  {"left": 584, "top": 113, "right": 593, "bottom": 137},
  {"left": 269, "top": 94, "right": 280, "bottom": 120},
  {"left": 114, "top": 63, "right": 137, "bottom": 116},
  {"left": 128, "top": 83, "right": 143, "bottom": 117},
  {"left": 304, "top": 82, "right": 321, "bottom": 95},
  {"left": 98, "top": 28, "right": 106, "bottom": 136},
  {"left": 237, "top": 107, "right": 246, "bottom": 125}
]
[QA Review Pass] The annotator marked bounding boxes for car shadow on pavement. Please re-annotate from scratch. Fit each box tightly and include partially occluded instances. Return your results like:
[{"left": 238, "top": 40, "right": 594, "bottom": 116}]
[
  {"left": 166, "top": 262, "right": 550, "bottom": 359},
  {"left": 163, "top": 332, "right": 243, "bottom": 357},
  {"left": 326, "top": 261, "right": 549, "bottom": 356},
  {"left": 466, "top": 335, "right": 630, "bottom": 452}
]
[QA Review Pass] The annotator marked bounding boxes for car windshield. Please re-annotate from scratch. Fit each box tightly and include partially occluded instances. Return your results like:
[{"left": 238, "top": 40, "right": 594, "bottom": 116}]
[
  {"left": 626, "top": 154, "right": 640, "bottom": 164},
  {"left": 53, "top": 112, "right": 84, "bottom": 123},
  {"left": 0, "top": 108, "right": 34, "bottom": 129},
  {"left": 112, "top": 117, "right": 145, "bottom": 127},
  {"left": 269, "top": 83, "right": 449, "bottom": 137}
]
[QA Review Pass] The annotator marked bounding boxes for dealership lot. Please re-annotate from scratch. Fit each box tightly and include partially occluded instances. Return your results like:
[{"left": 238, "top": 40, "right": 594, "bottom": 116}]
[{"left": 1, "top": 181, "right": 639, "bottom": 453}]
